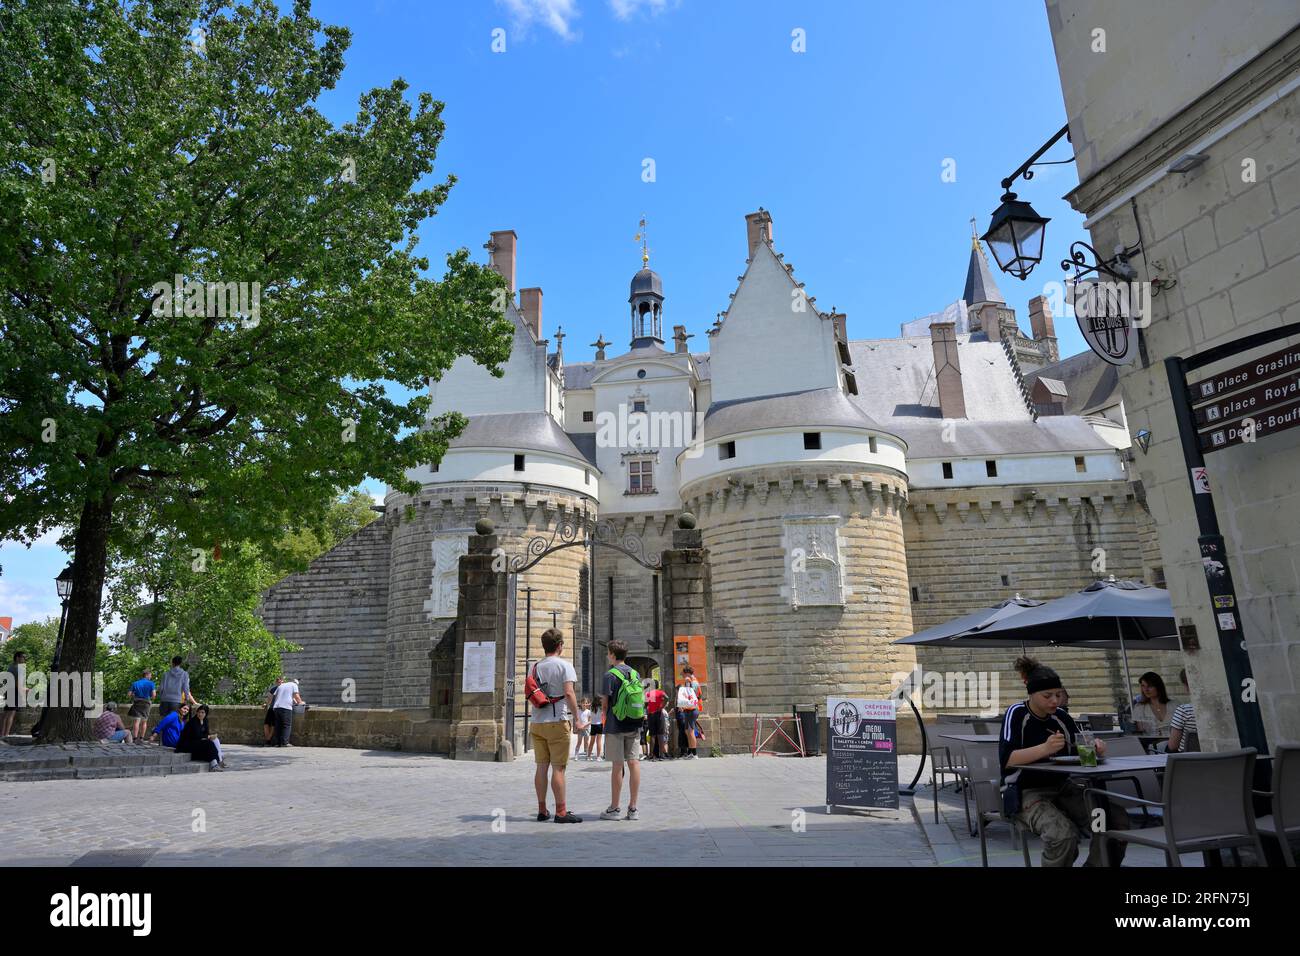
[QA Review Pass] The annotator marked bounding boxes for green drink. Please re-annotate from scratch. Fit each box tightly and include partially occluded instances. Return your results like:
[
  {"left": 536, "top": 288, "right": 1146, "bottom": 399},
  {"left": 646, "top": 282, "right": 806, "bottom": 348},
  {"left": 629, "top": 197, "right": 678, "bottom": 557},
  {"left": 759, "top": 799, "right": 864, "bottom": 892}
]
[{"left": 1077, "top": 742, "right": 1098, "bottom": 767}]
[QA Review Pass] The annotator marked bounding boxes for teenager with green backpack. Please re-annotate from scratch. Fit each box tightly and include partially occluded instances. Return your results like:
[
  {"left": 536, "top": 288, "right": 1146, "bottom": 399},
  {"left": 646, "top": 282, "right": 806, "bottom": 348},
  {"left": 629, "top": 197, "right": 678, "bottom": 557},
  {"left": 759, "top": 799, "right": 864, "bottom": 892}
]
[{"left": 599, "top": 639, "right": 645, "bottom": 821}]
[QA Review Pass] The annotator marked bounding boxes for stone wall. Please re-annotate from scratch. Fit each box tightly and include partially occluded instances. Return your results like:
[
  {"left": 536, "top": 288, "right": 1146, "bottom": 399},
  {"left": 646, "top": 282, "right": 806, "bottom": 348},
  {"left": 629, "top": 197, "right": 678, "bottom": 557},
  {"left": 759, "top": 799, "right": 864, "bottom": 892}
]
[
  {"left": 905, "top": 481, "right": 1184, "bottom": 714},
  {"left": 684, "top": 466, "right": 917, "bottom": 712},
  {"left": 383, "top": 483, "right": 594, "bottom": 712},
  {"left": 1055, "top": 24, "right": 1300, "bottom": 748},
  {"left": 258, "top": 518, "right": 392, "bottom": 708}
]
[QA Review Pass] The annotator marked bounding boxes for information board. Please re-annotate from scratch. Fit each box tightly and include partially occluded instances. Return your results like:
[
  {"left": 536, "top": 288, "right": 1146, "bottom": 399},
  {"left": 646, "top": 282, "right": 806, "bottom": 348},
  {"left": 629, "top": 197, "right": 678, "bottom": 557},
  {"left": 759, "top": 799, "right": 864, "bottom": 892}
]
[
  {"left": 825, "top": 697, "right": 898, "bottom": 811},
  {"left": 462, "top": 641, "right": 495, "bottom": 694}
]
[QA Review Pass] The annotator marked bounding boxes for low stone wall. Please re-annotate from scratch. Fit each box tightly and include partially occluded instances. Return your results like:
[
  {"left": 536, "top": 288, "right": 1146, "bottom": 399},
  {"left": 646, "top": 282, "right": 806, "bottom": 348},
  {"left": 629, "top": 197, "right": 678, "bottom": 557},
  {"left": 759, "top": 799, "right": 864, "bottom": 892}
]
[{"left": 7, "top": 705, "right": 451, "bottom": 754}]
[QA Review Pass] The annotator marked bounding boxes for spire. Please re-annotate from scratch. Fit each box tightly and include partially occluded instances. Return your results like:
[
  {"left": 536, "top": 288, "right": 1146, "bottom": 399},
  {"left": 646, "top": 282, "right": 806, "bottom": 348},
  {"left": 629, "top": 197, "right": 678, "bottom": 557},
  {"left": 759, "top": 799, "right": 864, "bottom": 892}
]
[{"left": 963, "top": 230, "right": 1005, "bottom": 307}]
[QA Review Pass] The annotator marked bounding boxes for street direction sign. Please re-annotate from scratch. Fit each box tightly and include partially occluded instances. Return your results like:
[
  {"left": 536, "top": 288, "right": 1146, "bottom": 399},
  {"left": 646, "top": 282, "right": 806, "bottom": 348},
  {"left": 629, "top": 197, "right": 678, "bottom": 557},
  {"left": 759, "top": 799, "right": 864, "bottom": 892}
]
[
  {"left": 1198, "top": 398, "right": 1300, "bottom": 453},
  {"left": 1187, "top": 340, "right": 1300, "bottom": 404},
  {"left": 1193, "top": 370, "right": 1300, "bottom": 429}
]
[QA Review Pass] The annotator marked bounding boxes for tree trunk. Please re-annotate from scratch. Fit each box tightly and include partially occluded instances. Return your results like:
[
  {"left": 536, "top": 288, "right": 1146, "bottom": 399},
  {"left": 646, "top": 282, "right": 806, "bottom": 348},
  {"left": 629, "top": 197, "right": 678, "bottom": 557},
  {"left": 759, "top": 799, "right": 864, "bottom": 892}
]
[{"left": 38, "top": 493, "right": 113, "bottom": 742}]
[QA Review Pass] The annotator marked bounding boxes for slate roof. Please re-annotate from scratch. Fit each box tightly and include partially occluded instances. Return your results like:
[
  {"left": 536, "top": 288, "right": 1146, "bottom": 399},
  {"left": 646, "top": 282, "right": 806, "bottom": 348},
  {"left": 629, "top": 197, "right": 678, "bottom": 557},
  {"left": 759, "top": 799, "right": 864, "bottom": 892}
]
[
  {"left": 1023, "top": 350, "right": 1122, "bottom": 417},
  {"left": 888, "top": 416, "right": 1113, "bottom": 458},
  {"left": 699, "top": 387, "right": 887, "bottom": 443},
  {"left": 963, "top": 240, "right": 1005, "bottom": 306},
  {"left": 847, "top": 336, "right": 1032, "bottom": 422},
  {"left": 449, "top": 412, "right": 591, "bottom": 463}
]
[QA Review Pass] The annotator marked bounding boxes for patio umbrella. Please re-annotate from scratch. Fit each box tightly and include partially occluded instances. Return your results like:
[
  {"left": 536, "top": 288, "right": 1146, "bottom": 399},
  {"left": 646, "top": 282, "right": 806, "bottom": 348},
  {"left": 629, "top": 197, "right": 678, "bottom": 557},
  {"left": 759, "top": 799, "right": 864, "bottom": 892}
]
[
  {"left": 893, "top": 594, "right": 1044, "bottom": 647},
  {"left": 952, "top": 578, "right": 1179, "bottom": 697}
]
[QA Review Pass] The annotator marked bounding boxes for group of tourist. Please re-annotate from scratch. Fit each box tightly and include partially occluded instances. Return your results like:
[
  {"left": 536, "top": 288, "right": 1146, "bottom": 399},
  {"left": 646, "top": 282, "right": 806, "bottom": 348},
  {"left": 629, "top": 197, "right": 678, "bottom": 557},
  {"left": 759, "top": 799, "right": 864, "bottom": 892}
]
[
  {"left": 528, "top": 628, "right": 704, "bottom": 824},
  {"left": 1000, "top": 656, "right": 1199, "bottom": 867}
]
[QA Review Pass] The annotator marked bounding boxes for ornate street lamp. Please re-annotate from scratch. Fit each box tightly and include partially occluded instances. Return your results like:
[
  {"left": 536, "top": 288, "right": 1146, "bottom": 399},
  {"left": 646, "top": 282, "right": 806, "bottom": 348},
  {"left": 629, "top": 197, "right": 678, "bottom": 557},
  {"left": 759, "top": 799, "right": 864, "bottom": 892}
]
[
  {"left": 982, "top": 192, "right": 1051, "bottom": 280},
  {"left": 31, "top": 564, "right": 74, "bottom": 740},
  {"left": 982, "top": 123, "right": 1070, "bottom": 281}
]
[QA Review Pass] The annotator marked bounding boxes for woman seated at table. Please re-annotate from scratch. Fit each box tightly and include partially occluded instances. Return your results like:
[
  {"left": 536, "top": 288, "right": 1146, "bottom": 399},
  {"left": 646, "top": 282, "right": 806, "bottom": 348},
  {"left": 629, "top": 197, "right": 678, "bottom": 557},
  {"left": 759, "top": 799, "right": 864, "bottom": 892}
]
[
  {"left": 1000, "top": 666, "right": 1129, "bottom": 867},
  {"left": 1131, "top": 671, "right": 1177, "bottom": 736},
  {"left": 1167, "top": 670, "right": 1199, "bottom": 753}
]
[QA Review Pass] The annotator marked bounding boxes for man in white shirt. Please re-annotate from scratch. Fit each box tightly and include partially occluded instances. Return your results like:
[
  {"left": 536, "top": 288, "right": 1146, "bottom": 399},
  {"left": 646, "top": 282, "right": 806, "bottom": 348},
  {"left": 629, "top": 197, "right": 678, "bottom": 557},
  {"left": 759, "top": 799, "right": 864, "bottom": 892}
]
[
  {"left": 270, "top": 678, "right": 304, "bottom": 747},
  {"left": 530, "top": 629, "right": 581, "bottom": 823}
]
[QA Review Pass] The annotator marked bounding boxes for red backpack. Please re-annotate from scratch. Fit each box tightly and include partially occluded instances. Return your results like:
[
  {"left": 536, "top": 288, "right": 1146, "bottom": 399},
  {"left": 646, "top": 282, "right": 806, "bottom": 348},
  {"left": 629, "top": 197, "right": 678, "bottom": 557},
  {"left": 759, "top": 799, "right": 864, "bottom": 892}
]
[{"left": 525, "top": 661, "right": 565, "bottom": 709}]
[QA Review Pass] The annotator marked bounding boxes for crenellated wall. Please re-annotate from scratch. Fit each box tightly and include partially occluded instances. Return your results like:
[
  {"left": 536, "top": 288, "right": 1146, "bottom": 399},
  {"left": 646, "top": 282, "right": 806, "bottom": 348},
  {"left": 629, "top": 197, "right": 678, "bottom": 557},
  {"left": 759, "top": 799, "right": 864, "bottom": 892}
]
[
  {"left": 683, "top": 464, "right": 916, "bottom": 711},
  {"left": 905, "top": 480, "right": 1184, "bottom": 714}
]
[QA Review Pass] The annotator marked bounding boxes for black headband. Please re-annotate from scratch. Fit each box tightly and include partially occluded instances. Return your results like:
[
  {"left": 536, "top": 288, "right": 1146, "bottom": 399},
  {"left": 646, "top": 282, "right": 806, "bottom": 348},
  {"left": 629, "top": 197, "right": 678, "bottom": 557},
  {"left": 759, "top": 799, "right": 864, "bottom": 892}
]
[{"left": 1026, "top": 667, "right": 1063, "bottom": 694}]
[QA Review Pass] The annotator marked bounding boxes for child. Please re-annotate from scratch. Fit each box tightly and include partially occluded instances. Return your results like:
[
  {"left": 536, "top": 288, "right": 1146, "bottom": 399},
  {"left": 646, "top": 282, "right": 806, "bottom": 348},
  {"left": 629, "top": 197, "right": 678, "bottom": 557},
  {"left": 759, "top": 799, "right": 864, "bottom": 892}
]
[
  {"left": 588, "top": 697, "right": 604, "bottom": 760},
  {"left": 573, "top": 698, "right": 592, "bottom": 757}
]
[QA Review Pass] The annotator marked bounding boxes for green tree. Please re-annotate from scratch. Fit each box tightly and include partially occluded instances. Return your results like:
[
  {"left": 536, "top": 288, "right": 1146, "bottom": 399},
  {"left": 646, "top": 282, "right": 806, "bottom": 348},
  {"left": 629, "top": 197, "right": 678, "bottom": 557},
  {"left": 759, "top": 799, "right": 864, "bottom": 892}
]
[
  {"left": 5, "top": 616, "right": 60, "bottom": 673},
  {"left": 0, "top": 1, "right": 511, "bottom": 739}
]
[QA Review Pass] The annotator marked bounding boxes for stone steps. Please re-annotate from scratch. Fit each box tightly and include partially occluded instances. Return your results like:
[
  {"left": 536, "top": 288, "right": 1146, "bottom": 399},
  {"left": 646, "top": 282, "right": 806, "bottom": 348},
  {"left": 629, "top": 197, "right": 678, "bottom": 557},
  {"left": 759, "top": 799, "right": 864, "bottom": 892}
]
[{"left": 0, "top": 741, "right": 210, "bottom": 782}]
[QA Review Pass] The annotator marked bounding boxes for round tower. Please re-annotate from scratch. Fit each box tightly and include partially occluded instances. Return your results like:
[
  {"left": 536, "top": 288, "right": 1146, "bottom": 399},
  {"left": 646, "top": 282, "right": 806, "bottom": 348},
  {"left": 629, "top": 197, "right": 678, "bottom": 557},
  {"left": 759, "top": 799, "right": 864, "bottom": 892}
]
[
  {"left": 678, "top": 388, "right": 916, "bottom": 711},
  {"left": 382, "top": 412, "right": 598, "bottom": 708}
]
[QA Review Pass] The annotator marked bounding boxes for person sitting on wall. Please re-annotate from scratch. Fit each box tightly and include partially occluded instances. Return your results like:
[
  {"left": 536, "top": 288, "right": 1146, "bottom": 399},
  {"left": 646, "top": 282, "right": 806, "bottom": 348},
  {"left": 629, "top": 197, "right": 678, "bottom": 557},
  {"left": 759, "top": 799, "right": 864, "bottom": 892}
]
[
  {"left": 149, "top": 702, "right": 190, "bottom": 749},
  {"left": 92, "top": 702, "right": 134, "bottom": 744},
  {"left": 1000, "top": 666, "right": 1130, "bottom": 867},
  {"left": 177, "top": 704, "right": 227, "bottom": 771}
]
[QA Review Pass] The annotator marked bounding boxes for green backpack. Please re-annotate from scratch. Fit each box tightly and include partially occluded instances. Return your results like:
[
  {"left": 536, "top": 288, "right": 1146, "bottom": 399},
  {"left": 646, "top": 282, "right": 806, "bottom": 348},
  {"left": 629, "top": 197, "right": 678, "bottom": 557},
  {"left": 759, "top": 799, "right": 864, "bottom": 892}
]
[{"left": 608, "top": 666, "right": 645, "bottom": 722}]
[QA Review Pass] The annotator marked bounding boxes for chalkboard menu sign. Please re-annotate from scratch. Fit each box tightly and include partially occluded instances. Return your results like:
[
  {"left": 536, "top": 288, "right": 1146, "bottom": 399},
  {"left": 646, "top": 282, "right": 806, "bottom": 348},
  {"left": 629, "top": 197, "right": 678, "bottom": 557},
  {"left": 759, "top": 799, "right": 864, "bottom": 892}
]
[{"left": 826, "top": 697, "right": 898, "bottom": 811}]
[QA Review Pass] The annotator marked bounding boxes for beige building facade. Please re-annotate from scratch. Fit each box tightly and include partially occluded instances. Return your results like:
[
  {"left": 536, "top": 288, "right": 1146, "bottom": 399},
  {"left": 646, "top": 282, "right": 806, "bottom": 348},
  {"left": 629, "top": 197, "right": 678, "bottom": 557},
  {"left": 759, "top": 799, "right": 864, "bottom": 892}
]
[{"left": 1046, "top": 1, "right": 1300, "bottom": 748}]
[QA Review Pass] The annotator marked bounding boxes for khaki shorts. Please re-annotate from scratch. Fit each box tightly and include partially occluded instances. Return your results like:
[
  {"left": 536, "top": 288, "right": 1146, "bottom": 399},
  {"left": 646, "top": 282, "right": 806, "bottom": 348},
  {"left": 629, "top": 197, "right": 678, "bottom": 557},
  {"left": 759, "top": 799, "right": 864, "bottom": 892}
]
[
  {"left": 605, "top": 730, "right": 640, "bottom": 763},
  {"left": 531, "top": 720, "right": 572, "bottom": 767}
]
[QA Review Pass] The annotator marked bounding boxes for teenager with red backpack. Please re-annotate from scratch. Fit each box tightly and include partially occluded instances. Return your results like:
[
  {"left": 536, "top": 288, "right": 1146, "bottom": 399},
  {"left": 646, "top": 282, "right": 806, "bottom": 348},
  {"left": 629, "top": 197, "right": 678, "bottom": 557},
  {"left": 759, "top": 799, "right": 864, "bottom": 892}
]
[
  {"left": 527, "top": 628, "right": 582, "bottom": 823},
  {"left": 599, "top": 639, "right": 645, "bottom": 821}
]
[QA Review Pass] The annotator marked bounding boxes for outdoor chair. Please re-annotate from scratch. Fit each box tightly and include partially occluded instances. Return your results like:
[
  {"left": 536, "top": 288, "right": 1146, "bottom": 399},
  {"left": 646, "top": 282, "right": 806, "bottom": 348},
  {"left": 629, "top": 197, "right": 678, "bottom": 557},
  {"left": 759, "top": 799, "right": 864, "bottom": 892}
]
[
  {"left": 1099, "top": 749, "right": 1266, "bottom": 867},
  {"left": 1098, "top": 735, "right": 1163, "bottom": 828},
  {"left": 1252, "top": 744, "right": 1299, "bottom": 866},
  {"left": 1081, "top": 713, "right": 1116, "bottom": 731},
  {"left": 970, "top": 721, "right": 996, "bottom": 734},
  {"left": 963, "top": 741, "right": 1032, "bottom": 867},
  {"left": 927, "top": 737, "right": 971, "bottom": 832}
]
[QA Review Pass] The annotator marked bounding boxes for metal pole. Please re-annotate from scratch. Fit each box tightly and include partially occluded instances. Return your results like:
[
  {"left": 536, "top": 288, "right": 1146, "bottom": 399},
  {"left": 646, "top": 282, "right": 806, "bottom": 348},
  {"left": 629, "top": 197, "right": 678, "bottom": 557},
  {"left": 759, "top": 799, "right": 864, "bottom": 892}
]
[
  {"left": 1165, "top": 355, "right": 1269, "bottom": 754},
  {"left": 1116, "top": 618, "right": 1133, "bottom": 711},
  {"left": 522, "top": 586, "right": 534, "bottom": 752}
]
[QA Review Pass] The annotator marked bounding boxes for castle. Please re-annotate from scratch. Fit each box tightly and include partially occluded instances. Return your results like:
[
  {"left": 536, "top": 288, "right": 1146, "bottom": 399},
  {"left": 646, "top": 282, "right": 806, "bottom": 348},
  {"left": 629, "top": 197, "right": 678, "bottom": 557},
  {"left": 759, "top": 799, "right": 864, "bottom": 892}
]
[{"left": 261, "top": 209, "right": 1179, "bottom": 716}]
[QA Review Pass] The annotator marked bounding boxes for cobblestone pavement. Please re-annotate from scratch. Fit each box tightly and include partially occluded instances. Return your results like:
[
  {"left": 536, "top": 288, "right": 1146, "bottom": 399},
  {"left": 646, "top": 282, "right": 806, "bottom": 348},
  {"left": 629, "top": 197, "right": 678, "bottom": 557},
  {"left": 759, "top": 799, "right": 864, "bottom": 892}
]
[
  {"left": 0, "top": 746, "right": 936, "bottom": 866},
  {"left": 0, "top": 746, "right": 1181, "bottom": 866}
]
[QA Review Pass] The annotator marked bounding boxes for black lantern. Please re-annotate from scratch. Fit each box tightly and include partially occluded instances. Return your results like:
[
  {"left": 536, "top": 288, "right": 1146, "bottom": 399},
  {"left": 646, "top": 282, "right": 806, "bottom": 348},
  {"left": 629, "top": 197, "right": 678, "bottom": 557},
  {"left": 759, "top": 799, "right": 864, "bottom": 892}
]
[
  {"left": 55, "top": 564, "right": 74, "bottom": 601},
  {"left": 981, "top": 191, "right": 1051, "bottom": 280}
]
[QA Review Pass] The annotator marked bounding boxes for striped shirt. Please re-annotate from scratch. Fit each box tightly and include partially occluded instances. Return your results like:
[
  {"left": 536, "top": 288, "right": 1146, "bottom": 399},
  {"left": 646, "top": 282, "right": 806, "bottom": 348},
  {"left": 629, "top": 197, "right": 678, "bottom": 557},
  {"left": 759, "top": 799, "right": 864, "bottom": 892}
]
[{"left": 1170, "top": 703, "right": 1198, "bottom": 751}]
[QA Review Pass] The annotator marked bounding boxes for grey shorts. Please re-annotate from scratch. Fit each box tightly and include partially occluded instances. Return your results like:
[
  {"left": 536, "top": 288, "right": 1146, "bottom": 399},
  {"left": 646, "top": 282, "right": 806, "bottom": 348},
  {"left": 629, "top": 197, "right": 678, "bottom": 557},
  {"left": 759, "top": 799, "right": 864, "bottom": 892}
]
[
  {"left": 128, "top": 699, "right": 150, "bottom": 719},
  {"left": 604, "top": 731, "right": 640, "bottom": 763}
]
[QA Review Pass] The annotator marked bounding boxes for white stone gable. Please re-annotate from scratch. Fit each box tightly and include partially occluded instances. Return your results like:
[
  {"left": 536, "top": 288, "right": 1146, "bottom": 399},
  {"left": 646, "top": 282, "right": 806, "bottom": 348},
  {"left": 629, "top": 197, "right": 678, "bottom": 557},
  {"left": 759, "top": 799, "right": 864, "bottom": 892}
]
[
  {"left": 428, "top": 300, "right": 554, "bottom": 420},
  {"left": 709, "top": 241, "right": 842, "bottom": 403}
]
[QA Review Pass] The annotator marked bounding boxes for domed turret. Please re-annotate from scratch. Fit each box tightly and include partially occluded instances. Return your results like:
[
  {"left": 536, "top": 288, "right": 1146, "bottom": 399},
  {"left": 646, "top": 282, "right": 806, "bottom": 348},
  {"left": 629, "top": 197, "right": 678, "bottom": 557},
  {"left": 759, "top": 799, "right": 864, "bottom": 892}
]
[{"left": 629, "top": 266, "right": 664, "bottom": 348}]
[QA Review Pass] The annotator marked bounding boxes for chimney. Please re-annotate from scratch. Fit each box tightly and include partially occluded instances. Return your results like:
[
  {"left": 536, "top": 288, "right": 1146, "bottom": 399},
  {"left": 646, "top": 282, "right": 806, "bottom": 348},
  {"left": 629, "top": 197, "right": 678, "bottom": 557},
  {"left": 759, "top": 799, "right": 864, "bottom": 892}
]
[
  {"left": 745, "top": 208, "right": 774, "bottom": 257},
  {"left": 672, "top": 324, "right": 693, "bottom": 354},
  {"left": 1029, "top": 295, "right": 1056, "bottom": 340},
  {"left": 977, "top": 302, "right": 1001, "bottom": 341},
  {"left": 486, "top": 229, "right": 517, "bottom": 293},
  {"left": 930, "top": 321, "right": 967, "bottom": 419},
  {"left": 519, "top": 287, "right": 542, "bottom": 339}
]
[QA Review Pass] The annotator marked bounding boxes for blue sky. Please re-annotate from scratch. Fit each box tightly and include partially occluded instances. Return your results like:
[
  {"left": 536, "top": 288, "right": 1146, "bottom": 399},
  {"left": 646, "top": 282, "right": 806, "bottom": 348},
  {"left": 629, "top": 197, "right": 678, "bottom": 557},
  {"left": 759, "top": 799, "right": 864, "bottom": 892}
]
[{"left": 2, "top": 0, "right": 1092, "bottom": 628}]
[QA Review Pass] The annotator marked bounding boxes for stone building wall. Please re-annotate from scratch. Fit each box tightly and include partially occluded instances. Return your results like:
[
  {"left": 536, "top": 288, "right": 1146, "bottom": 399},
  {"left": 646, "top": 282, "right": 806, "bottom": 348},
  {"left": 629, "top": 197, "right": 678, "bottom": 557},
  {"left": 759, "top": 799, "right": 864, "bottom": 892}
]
[
  {"left": 683, "top": 465, "right": 916, "bottom": 712},
  {"left": 906, "top": 480, "right": 1184, "bottom": 715},
  {"left": 382, "top": 483, "right": 594, "bottom": 710},
  {"left": 259, "top": 518, "right": 392, "bottom": 708},
  {"left": 1047, "top": 4, "right": 1300, "bottom": 749}
]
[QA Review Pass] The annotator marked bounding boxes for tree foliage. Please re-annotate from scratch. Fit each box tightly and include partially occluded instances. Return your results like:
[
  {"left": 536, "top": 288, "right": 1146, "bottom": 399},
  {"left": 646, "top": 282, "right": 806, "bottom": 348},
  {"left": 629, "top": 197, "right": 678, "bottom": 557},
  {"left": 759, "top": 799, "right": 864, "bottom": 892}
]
[{"left": 0, "top": 1, "right": 511, "bottom": 737}]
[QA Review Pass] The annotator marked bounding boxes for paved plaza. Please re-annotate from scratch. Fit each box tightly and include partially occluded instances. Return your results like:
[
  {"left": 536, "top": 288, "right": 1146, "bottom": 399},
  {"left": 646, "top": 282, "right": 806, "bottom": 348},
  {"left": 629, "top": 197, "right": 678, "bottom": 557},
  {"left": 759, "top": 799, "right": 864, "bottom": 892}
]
[{"left": 0, "top": 745, "right": 1183, "bottom": 867}]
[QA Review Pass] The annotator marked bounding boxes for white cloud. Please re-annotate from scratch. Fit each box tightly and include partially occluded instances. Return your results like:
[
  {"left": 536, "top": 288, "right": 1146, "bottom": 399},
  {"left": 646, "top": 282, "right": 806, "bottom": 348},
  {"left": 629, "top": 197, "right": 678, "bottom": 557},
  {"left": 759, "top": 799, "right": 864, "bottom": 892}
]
[
  {"left": 0, "top": 577, "right": 61, "bottom": 628},
  {"left": 609, "top": 0, "right": 671, "bottom": 20},
  {"left": 499, "top": 0, "right": 582, "bottom": 41}
]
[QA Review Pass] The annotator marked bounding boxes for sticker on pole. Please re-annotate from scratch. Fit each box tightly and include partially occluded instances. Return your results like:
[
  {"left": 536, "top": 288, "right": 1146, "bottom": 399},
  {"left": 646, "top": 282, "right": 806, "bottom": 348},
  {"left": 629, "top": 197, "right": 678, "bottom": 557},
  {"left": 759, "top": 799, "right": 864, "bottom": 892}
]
[
  {"left": 1217, "top": 613, "right": 1238, "bottom": 631},
  {"left": 1191, "top": 467, "right": 1211, "bottom": 494}
]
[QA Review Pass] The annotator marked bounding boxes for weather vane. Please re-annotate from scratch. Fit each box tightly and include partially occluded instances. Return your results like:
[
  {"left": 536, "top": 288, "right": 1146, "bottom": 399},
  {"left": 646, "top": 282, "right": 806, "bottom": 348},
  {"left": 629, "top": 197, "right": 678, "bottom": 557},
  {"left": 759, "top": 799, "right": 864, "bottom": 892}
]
[{"left": 634, "top": 216, "right": 650, "bottom": 268}]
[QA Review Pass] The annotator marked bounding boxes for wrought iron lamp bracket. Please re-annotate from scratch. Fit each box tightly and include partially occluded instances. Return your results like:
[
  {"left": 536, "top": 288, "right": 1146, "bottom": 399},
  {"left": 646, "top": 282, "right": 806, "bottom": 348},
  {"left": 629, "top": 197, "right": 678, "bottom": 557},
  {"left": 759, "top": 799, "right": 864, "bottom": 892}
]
[{"left": 1061, "top": 239, "right": 1144, "bottom": 283}]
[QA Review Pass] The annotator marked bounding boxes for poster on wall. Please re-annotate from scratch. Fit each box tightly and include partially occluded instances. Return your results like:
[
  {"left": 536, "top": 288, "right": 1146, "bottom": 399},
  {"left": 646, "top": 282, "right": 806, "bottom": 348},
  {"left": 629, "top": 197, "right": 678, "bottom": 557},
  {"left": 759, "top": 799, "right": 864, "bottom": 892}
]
[
  {"left": 462, "top": 641, "right": 495, "bottom": 694},
  {"left": 672, "top": 635, "right": 707, "bottom": 693},
  {"left": 825, "top": 697, "right": 898, "bottom": 811}
]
